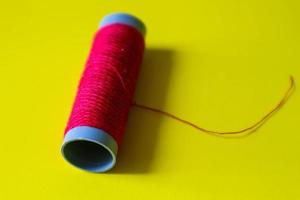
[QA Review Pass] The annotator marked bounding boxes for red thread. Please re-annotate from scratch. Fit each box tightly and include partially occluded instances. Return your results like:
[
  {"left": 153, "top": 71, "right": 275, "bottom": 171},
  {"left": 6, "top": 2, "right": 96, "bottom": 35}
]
[
  {"left": 133, "top": 76, "right": 295, "bottom": 136},
  {"left": 65, "top": 24, "right": 145, "bottom": 145},
  {"left": 65, "top": 23, "right": 295, "bottom": 143}
]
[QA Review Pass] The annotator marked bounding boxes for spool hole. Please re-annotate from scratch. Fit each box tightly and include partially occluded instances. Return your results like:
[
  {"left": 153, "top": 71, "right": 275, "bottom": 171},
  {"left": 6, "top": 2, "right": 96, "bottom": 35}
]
[{"left": 62, "top": 140, "right": 114, "bottom": 172}]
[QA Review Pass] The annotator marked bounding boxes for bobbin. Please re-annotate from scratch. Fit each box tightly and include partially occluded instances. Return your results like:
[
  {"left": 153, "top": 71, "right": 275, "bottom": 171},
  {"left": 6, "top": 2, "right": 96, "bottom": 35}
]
[{"left": 61, "top": 13, "right": 146, "bottom": 173}]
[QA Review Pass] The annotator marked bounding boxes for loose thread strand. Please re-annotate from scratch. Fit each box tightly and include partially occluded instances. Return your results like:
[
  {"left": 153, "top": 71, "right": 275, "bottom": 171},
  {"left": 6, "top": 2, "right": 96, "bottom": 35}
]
[{"left": 133, "top": 76, "right": 295, "bottom": 136}]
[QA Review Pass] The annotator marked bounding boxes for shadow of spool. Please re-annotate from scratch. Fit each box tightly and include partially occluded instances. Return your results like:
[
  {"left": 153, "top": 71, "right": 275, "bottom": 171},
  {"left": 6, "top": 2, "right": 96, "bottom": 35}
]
[{"left": 111, "top": 48, "right": 175, "bottom": 174}]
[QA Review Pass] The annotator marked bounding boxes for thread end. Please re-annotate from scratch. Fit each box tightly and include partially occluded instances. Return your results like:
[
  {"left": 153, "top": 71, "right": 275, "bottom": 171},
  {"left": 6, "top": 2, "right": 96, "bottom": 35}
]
[{"left": 61, "top": 126, "right": 118, "bottom": 173}]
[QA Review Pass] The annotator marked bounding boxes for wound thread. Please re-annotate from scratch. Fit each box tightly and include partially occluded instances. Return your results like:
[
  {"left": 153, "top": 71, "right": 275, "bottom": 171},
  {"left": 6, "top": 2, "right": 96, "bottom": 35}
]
[{"left": 65, "top": 23, "right": 144, "bottom": 143}]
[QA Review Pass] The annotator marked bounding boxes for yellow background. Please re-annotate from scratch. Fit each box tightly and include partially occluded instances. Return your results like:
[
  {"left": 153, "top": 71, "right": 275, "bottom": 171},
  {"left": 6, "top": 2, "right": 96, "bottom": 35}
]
[{"left": 0, "top": 0, "right": 299, "bottom": 199}]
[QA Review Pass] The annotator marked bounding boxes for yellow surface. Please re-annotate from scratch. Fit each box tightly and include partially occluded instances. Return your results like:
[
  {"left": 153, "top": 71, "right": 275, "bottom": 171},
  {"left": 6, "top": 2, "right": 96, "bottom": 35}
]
[{"left": 0, "top": 0, "right": 299, "bottom": 199}]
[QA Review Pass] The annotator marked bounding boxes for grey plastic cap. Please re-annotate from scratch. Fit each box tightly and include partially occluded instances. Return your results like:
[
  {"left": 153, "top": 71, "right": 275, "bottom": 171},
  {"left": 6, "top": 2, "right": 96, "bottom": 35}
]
[
  {"left": 99, "top": 13, "right": 146, "bottom": 36},
  {"left": 61, "top": 126, "right": 118, "bottom": 173}
]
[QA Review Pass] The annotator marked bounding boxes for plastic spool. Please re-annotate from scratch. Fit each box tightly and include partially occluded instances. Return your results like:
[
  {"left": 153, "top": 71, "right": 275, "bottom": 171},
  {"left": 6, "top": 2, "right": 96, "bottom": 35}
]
[{"left": 61, "top": 13, "right": 146, "bottom": 173}]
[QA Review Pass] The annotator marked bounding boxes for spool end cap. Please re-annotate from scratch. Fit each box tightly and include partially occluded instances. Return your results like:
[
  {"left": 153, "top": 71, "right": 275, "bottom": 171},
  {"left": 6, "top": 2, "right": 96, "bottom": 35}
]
[
  {"left": 99, "top": 13, "right": 146, "bottom": 36},
  {"left": 61, "top": 126, "right": 118, "bottom": 173}
]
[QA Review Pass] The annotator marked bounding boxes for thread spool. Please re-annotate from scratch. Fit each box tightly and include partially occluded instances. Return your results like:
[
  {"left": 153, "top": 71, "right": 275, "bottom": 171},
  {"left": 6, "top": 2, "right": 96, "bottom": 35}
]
[{"left": 61, "top": 13, "right": 146, "bottom": 172}]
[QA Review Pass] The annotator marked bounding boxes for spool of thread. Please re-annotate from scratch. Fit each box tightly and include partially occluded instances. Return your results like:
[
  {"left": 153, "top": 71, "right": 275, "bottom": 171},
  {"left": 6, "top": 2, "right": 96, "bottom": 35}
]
[{"left": 61, "top": 13, "right": 146, "bottom": 172}]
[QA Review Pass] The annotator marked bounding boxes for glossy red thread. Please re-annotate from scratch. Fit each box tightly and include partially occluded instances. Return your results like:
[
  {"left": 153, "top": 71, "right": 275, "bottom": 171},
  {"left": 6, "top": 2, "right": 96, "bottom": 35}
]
[{"left": 65, "top": 24, "right": 145, "bottom": 145}]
